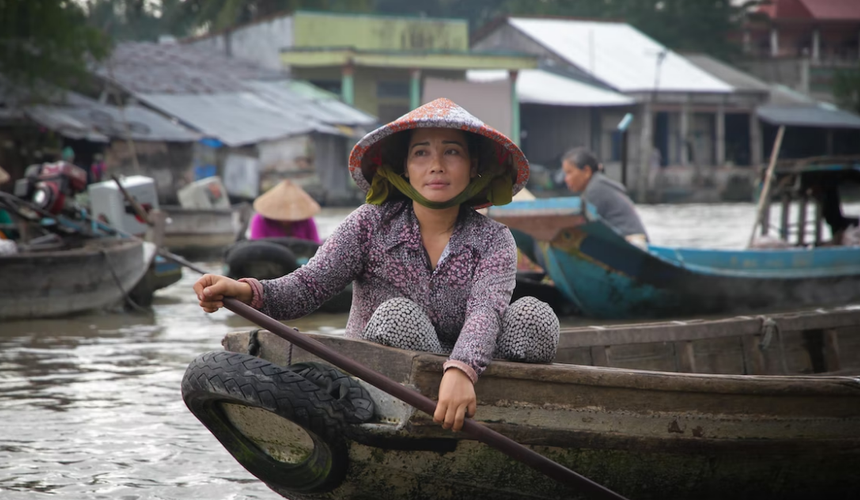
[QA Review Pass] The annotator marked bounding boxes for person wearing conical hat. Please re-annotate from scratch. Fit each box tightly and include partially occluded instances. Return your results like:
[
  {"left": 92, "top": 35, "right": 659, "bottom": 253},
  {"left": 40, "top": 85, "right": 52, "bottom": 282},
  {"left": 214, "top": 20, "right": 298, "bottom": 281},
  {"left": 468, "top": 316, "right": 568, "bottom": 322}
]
[
  {"left": 248, "top": 180, "right": 321, "bottom": 243},
  {"left": 194, "top": 98, "right": 559, "bottom": 432}
]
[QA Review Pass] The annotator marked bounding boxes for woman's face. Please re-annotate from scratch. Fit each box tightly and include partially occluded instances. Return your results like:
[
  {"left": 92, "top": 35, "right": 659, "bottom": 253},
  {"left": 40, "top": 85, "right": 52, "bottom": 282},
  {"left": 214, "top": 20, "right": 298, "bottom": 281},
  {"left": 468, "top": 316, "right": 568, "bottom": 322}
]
[
  {"left": 405, "top": 128, "right": 476, "bottom": 203},
  {"left": 562, "top": 160, "right": 593, "bottom": 194}
]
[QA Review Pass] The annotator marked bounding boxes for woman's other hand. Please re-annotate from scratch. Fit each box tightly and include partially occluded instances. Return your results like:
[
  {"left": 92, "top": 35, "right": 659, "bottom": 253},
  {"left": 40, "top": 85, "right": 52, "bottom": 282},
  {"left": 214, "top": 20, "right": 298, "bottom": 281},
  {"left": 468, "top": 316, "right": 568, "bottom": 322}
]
[
  {"left": 433, "top": 368, "right": 477, "bottom": 432},
  {"left": 192, "top": 274, "right": 253, "bottom": 313}
]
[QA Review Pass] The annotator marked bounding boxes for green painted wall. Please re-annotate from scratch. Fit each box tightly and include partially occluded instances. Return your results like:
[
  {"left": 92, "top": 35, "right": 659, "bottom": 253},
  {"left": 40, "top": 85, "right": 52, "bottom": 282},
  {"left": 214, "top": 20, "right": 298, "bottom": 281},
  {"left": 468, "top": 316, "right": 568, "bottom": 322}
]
[
  {"left": 293, "top": 67, "right": 464, "bottom": 119},
  {"left": 294, "top": 11, "right": 468, "bottom": 51}
]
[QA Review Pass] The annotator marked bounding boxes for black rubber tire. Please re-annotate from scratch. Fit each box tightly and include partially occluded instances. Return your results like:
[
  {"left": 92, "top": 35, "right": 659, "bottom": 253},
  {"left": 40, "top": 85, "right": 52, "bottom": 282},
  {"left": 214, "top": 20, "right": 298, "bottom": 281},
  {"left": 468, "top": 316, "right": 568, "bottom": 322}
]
[
  {"left": 223, "top": 240, "right": 299, "bottom": 280},
  {"left": 261, "top": 236, "right": 321, "bottom": 261},
  {"left": 181, "top": 351, "right": 350, "bottom": 494},
  {"left": 288, "top": 362, "right": 374, "bottom": 424}
]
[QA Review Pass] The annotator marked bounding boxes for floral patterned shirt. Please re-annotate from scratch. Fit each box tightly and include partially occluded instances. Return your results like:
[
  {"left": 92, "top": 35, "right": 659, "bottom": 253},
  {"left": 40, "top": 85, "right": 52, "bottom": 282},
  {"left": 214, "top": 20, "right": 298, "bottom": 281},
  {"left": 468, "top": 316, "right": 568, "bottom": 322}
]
[{"left": 255, "top": 200, "right": 517, "bottom": 379}]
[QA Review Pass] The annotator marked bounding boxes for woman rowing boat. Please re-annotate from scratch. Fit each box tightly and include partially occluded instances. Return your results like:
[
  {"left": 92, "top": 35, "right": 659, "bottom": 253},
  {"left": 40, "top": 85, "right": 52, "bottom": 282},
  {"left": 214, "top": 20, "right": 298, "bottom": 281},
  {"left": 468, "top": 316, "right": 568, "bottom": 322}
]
[{"left": 193, "top": 98, "right": 559, "bottom": 432}]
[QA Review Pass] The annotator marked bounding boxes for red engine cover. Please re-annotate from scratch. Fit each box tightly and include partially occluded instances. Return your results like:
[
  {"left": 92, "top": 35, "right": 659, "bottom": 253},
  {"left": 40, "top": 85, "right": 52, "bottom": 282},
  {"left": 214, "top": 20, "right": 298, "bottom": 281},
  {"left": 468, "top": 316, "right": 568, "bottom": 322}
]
[{"left": 39, "top": 162, "right": 88, "bottom": 194}]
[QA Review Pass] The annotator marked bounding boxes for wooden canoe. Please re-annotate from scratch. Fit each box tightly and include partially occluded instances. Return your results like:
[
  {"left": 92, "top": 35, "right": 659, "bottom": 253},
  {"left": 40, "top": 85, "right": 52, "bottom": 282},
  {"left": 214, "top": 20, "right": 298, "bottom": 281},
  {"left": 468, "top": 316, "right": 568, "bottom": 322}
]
[
  {"left": 0, "top": 238, "right": 153, "bottom": 320},
  {"left": 162, "top": 205, "right": 248, "bottom": 259},
  {"left": 182, "top": 306, "right": 860, "bottom": 500}
]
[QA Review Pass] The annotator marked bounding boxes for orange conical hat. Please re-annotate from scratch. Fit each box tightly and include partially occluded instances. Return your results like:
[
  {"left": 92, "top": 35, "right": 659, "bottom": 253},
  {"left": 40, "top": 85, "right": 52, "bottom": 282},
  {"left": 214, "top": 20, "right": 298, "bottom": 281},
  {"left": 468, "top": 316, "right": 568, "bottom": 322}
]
[{"left": 348, "top": 98, "right": 529, "bottom": 209}]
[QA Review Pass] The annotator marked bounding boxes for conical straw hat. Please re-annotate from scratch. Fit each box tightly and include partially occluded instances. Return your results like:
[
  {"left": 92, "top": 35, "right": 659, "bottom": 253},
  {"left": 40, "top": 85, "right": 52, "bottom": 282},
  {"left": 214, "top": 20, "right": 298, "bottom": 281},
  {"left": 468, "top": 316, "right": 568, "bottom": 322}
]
[
  {"left": 253, "top": 180, "right": 321, "bottom": 221},
  {"left": 0, "top": 166, "right": 9, "bottom": 185},
  {"left": 348, "top": 98, "right": 529, "bottom": 209}
]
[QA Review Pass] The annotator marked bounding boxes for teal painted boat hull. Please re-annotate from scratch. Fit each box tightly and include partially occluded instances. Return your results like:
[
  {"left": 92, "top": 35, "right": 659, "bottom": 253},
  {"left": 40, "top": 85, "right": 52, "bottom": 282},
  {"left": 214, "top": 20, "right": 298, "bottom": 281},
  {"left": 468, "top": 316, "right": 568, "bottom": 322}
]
[{"left": 492, "top": 198, "right": 860, "bottom": 319}]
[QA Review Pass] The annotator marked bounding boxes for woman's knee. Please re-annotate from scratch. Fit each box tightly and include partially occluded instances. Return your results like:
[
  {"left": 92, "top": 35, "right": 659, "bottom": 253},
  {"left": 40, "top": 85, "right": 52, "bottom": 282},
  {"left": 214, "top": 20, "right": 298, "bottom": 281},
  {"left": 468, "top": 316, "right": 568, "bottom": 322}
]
[
  {"left": 497, "top": 297, "right": 559, "bottom": 363},
  {"left": 362, "top": 298, "right": 444, "bottom": 353}
]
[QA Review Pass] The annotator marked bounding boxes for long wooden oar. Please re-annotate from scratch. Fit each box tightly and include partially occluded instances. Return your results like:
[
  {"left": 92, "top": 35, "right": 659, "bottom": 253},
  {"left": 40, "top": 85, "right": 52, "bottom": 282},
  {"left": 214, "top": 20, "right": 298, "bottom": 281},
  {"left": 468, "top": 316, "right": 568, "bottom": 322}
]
[{"left": 163, "top": 251, "right": 628, "bottom": 500}]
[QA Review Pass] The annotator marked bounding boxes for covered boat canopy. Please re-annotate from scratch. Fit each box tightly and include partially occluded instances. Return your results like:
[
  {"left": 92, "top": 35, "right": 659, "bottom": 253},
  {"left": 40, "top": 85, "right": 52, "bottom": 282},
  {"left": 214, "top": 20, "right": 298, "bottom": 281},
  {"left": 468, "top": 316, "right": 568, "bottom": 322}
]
[{"left": 757, "top": 104, "right": 860, "bottom": 130}]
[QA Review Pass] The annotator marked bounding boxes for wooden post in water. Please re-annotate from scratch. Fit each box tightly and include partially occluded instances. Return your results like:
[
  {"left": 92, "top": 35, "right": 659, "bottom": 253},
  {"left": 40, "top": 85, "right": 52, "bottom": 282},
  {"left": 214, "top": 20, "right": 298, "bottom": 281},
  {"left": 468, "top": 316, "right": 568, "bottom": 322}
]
[
  {"left": 748, "top": 125, "right": 785, "bottom": 247},
  {"left": 780, "top": 193, "right": 791, "bottom": 241},
  {"left": 797, "top": 192, "right": 808, "bottom": 246},
  {"left": 814, "top": 198, "right": 824, "bottom": 245}
]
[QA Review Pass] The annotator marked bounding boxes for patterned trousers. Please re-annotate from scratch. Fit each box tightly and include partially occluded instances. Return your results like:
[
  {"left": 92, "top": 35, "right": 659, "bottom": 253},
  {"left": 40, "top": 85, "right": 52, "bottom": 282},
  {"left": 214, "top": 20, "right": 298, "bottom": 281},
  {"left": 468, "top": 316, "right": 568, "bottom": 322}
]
[{"left": 361, "top": 297, "right": 559, "bottom": 363}]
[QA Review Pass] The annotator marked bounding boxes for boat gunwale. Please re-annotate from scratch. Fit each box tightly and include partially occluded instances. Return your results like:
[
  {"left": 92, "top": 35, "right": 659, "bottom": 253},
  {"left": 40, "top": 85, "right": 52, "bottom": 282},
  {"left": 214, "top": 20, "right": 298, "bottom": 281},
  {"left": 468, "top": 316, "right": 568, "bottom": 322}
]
[
  {"left": 556, "top": 307, "right": 860, "bottom": 348},
  {"left": 0, "top": 237, "right": 142, "bottom": 261},
  {"left": 224, "top": 330, "right": 860, "bottom": 399}
]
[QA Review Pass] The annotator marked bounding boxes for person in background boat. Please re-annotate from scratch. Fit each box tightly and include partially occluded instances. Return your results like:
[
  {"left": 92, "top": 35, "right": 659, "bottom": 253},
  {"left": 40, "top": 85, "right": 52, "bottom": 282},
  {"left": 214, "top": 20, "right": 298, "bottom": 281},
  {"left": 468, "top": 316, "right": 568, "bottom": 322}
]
[
  {"left": 90, "top": 154, "right": 106, "bottom": 184},
  {"left": 248, "top": 180, "right": 321, "bottom": 244},
  {"left": 194, "top": 98, "right": 559, "bottom": 432},
  {"left": 562, "top": 147, "right": 649, "bottom": 247},
  {"left": 808, "top": 175, "right": 860, "bottom": 246},
  {"left": 61, "top": 146, "right": 76, "bottom": 165}
]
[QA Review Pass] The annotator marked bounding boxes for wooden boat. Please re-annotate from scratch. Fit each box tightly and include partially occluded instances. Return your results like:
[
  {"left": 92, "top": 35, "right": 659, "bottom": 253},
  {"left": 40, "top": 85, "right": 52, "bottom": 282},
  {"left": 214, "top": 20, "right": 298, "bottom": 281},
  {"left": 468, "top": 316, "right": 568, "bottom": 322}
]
[
  {"left": 128, "top": 254, "right": 183, "bottom": 307},
  {"left": 487, "top": 158, "right": 860, "bottom": 319},
  {"left": 181, "top": 306, "right": 860, "bottom": 500},
  {"left": 162, "top": 204, "right": 250, "bottom": 259},
  {"left": 0, "top": 237, "right": 154, "bottom": 320}
]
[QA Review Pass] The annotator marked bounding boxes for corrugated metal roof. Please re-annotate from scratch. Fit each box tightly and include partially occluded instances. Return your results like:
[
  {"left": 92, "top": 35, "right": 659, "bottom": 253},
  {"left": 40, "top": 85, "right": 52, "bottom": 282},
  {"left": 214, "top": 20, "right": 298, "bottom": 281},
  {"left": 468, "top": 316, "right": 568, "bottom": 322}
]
[
  {"left": 768, "top": 84, "right": 818, "bottom": 106},
  {"left": 757, "top": 104, "right": 860, "bottom": 129},
  {"left": 683, "top": 54, "right": 771, "bottom": 93},
  {"left": 139, "top": 92, "right": 339, "bottom": 147},
  {"left": 758, "top": 0, "right": 860, "bottom": 21},
  {"left": 467, "top": 69, "right": 633, "bottom": 107},
  {"left": 245, "top": 81, "right": 377, "bottom": 126},
  {"left": 0, "top": 83, "right": 199, "bottom": 142},
  {"left": 99, "top": 42, "right": 378, "bottom": 145},
  {"left": 24, "top": 106, "right": 110, "bottom": 142},
  {"left": 802, "top": 0, "right": 860, "bottom": 20},
  {"left": 99, "top": 42, "right": 286, "bottom": 95},
  {"left": 508, "top": 18, "right": 733, "bottom": 94}
]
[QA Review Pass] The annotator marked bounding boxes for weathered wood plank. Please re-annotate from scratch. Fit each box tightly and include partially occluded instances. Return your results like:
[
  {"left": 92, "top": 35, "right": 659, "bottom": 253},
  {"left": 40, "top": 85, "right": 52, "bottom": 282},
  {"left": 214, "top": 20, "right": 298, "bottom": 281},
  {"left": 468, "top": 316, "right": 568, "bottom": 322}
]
[
  {"left": 823, "top": 329, "right": 841, "bottom": 373},
  {"left": 774, "top": 309, "right": 860, "bottom": 332},
  {"left": 558, "top": 309, "right": 860, "bottom": 349},
  {"left": 558, "top": 317, "right": 761, "bottom": 348},
  {"left": 797, "top": 193, "right": 808, "bottom": 246},
  {"left": 590, "top": 345, "right": 610, "bottom": 367},
  {"left": 675, "top": 341, "right": 697, "bottom": 373},
  {"left": 741, "top": 334, "right": 767, "bottom": 375},
  {"left": 780, "top": 193, "right": 791, "bottom": 240},
  {"left": 691, "top": 336, "right": 746, "bottom": 374},
  {"left": 814, "top": 198, "right": 823, "bottom": 245}
]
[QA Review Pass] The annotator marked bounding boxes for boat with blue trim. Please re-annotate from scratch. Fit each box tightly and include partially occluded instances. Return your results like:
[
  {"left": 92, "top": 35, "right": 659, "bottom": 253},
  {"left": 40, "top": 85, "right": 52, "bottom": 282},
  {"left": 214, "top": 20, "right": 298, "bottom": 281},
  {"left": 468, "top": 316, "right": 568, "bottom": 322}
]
[{"left": 488, "top": 157, "right": 860, "bottom": 319}]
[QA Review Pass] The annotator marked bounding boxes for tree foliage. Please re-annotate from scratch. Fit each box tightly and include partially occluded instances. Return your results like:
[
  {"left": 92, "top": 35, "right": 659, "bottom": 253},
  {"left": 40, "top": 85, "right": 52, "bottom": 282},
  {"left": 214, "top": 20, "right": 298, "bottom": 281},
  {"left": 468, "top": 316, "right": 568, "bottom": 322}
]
[
  {"left": 163, "top": 0, "right": 375, "bottom": 33},
  {"left": 86, "top": 0, "right": 745, "bottom": 60},
  {"left": 87, "top": 0, "right": 188, "bottom": 41},
  {"left": 377, "top": 0, "right": 745, "bottom": 60},
  {"left": 0, "top": 0, "right": 111, "bottom": 92}
]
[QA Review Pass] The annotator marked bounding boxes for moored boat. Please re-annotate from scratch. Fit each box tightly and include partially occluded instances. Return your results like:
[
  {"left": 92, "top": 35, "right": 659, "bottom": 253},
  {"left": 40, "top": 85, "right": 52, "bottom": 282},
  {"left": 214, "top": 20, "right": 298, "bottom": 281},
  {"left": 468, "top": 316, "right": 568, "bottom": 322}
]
[
  {"left": 162, "top": 204, "right": 250, "bottom": 260},
  {"left": 0, "top": 237, "right": 154, "bottom": 320},
  {"left": 181, "top": 306, "right": 860, "bottom": 500},
  {"left": 487, "top": 157, "right": 860, "bottom": 319},
  {"left": 128, "top": 254, "right": 183, "bottom": 307}
]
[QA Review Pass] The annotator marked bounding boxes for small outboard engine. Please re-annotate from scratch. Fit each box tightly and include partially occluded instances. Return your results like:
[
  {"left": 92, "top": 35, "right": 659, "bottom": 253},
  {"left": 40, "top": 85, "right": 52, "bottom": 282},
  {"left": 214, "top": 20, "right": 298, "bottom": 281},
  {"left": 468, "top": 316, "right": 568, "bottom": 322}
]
[{"left": 13, "top": 162, "right": 88, "bottom": 216}]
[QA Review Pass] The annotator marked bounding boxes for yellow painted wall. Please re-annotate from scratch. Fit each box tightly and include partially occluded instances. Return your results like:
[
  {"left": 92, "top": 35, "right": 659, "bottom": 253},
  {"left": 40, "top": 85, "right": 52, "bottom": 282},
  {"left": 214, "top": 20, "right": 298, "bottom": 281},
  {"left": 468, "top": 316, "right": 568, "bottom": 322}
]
[
  {"left": 293, "top": 67, "right": 464, "bottom": 119},
  {"left": 293, "top": 11, "right": 468, "bottom": 51}
]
